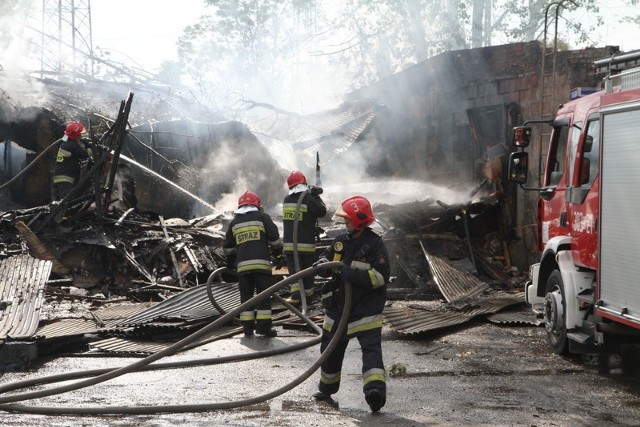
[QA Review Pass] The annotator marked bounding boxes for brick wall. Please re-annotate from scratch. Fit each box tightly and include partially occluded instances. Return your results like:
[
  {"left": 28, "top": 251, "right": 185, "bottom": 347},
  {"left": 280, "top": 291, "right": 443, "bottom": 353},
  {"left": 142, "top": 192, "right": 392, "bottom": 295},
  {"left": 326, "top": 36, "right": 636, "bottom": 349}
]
[{"left": 346, "top": 41, "right": 620, "bottom": 268}]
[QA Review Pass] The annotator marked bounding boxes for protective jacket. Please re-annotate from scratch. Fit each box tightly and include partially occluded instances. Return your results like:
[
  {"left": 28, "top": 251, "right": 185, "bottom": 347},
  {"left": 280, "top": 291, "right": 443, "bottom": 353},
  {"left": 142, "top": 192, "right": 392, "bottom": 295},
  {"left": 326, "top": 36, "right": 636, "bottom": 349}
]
[
  {"left": 223, "top": 209, "right": 283, "bottom": 275},
  {"left": 53, "top": 137, "right": 89, "bottom": 185},
  {"left": 321, "top": 228, "right": 389, "bottom": 336},
  {"left": 282, "top": 191, "right": 326, "bottom": 254}
]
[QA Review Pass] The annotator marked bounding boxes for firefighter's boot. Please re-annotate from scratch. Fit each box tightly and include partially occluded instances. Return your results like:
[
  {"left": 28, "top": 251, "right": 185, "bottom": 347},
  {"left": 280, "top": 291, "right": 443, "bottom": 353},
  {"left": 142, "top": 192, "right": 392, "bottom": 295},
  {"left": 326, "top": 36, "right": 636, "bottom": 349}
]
[
  {"left": 242, "top": 321, "right": 255, "bottom": 337},
  {"left": 365, "top": 389, "right": 385, "bottom": 412},
  {"left": 256, "top": 326, "right": 277, "bottom": 337},
  {"left": 313, "top": 391, "right": 333, "bottom": 401}
]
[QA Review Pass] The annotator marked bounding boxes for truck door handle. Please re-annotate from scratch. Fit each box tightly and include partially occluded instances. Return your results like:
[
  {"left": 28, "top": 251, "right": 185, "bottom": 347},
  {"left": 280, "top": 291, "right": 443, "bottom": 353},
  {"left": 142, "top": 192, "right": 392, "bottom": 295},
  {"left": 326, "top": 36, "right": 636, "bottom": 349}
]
[{"left": 560, "top": 211, "right": 568, "bottom": 227}]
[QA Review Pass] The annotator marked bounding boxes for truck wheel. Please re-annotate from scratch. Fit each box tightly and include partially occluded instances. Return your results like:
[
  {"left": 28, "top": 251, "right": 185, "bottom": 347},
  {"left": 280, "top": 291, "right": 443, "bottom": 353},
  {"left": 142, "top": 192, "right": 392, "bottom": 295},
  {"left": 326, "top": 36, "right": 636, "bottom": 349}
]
[{"left": 544, "top": 270, "right": 569, "bottom": 354}]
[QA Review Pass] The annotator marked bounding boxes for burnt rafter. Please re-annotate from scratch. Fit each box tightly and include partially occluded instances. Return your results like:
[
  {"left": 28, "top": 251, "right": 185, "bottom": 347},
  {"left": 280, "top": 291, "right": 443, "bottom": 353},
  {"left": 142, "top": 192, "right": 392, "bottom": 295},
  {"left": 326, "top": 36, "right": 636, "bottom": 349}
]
[{"left": 36, "top": 94, "right": 134, "bottom": 231}]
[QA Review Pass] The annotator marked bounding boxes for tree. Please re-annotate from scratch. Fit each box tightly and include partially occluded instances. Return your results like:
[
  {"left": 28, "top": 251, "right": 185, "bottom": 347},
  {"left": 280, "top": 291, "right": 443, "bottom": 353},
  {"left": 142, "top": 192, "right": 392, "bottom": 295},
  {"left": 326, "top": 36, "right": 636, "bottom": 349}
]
[{"left": 173, "top": 0, "right": 640, "bottom": 112}]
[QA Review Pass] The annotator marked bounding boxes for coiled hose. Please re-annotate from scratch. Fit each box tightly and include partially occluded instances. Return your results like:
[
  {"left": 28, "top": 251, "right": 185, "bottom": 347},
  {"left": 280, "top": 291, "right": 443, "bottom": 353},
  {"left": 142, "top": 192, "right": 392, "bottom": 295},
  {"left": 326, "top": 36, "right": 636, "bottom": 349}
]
[{"left": 0, "top": 262, "right": 349, "bottom": 415}]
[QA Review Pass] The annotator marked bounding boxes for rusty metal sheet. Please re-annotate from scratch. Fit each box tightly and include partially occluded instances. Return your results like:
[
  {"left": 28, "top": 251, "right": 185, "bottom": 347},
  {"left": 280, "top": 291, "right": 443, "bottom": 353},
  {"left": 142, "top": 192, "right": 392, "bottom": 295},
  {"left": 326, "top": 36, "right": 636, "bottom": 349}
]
[
  {"left": 420, "top": 241, "right": 490, "bottom": 303},
  {"left": 92, "top": 302, "right": 155, "bottom": 327},
  {"left": 35, "top": 318, "right": 99, "bottom": 338},
  {"left": 111, "top": 282, "right": 240, "bottom": 327},
  {"left": 383, "top": 305, "right": 471, "bottom": 335},
  {"left": 487, "top": 306, "right": 544, "bottom": 326},
  {"left": 87, "top": 336, "right": 179, "bottom": 355},
  {"left": 88, "top": 325, "right": 239, "bottom": 355},
  {"left": 383, "top": 292, "right": 525, "bottom": 336},
  {"left": 0, "top": 254, "right": 51, "bottom": 340}
]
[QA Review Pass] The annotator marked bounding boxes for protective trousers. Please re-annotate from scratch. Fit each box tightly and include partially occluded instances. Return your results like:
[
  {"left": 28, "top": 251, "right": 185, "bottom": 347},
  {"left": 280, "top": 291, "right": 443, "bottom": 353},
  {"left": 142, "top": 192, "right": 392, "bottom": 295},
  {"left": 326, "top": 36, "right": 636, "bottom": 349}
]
[
  {"left": 238, "top": 273, "right": 272, "bottom": 334},
  {"left": 287, "top": 253, "right": 316, "bottom": 303},
  {"left": 318, "top": 326, "right": 386, "bottom": 398}
]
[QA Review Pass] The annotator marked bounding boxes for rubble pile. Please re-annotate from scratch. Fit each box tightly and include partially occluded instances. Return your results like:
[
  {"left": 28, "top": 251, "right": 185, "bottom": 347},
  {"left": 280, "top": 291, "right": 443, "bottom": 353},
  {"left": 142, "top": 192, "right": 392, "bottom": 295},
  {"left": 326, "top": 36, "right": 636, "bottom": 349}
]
[{"left": 0, "top": 203, "right": 229, "bottom": 301}]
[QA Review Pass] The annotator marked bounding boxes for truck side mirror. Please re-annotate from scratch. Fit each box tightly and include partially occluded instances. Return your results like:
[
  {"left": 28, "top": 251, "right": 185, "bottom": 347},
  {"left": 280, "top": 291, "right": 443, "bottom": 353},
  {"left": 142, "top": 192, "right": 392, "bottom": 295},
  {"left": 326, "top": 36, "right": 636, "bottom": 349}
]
[
  {"left": 579, "top": 157, "right": 590, "bottom": 185},
  {"left": 584, "top": 135, "right": 593, "bottom": 153},
  {"left": 508, "top": 152, "right": 529, "bottom": 184},
  {"left": 512, "top": 126, "right": 532, "bottom": 147}
]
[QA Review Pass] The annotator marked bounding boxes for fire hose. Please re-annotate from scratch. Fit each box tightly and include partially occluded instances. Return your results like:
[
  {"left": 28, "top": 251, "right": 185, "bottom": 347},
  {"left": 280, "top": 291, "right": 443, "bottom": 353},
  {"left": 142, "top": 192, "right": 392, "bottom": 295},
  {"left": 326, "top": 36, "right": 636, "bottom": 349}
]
[
  {"left": 0, "top": 262, "right": 351, "bottom": 415},
  {"left": 0, "top": 138, "right": 62, "bottom": 192},
  {"left": 291, "top": 189, "right": 311, "bottom": 314}
]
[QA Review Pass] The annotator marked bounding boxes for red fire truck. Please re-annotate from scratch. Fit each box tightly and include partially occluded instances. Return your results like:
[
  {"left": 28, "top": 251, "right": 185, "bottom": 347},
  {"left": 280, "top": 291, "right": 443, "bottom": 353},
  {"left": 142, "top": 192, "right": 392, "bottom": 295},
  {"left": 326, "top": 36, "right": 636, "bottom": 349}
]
[{"left": 508, "top": 51, "right": 640, "bottom": 362}]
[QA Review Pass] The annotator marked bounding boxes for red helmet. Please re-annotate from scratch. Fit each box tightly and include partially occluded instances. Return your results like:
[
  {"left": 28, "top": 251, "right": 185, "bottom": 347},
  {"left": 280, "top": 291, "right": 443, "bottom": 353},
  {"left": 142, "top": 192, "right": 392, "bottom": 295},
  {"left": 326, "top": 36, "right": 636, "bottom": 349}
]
[
  {"left": 334, "top": 195, "right": 375, "bottom": 230},
  {"left": 238, "top": 191, "right": 261, "bottom": 208},
  {"left": 65, "top": 122, "right": 85, "bottom": 140},
  {"left": 287, "top": 170, "right": 307, "bottom": 188}
]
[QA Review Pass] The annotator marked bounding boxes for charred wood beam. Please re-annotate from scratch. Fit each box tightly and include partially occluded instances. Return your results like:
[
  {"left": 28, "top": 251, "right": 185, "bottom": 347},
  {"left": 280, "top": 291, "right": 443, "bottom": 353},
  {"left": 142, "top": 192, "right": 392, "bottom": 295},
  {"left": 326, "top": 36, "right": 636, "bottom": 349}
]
[
  {"left": 36, "top": 93, "right": 134, "bottom": 230},
  {"left": 144, "top": 238, "right": 171, "bottom": 263},
  {"left": 159, "top": 216, "right": 185, "bottom": 288},
  {"left": 15, "top": 221, "right": 69, "bottom": 276},
  {"left": 92, "top": 161, "right": 104, "bottom": 225},
  {"left": 119, "top": 244, "right": 155, "bottom": 284},
  {"left": 181, "top": 244, "right": 202, "bottom": 274},
  {"left": 103, "top": 93, "right": 134, "bottom": 212}
]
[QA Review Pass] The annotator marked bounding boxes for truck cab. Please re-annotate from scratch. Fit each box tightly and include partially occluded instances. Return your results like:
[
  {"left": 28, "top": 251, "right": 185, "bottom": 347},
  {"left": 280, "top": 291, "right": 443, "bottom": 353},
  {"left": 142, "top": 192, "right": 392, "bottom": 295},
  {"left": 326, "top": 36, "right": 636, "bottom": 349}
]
[{"left": 508, "top": 57, "right": 640, "bottom": 358}]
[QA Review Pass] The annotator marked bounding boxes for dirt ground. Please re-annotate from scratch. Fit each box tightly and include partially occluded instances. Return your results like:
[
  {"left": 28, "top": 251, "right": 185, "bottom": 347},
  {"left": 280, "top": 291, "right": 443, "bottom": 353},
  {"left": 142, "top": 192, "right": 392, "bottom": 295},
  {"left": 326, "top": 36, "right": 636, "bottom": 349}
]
[{"left": 0, "top": 313, "right": 639, "bottom": 427}]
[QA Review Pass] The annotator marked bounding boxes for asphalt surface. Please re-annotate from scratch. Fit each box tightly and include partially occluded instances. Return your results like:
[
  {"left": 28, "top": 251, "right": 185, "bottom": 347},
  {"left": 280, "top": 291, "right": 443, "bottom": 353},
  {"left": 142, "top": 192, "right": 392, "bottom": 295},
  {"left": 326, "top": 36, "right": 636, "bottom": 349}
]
[{"left": 0, "top": 315, "right": 639, "bottom": 426}]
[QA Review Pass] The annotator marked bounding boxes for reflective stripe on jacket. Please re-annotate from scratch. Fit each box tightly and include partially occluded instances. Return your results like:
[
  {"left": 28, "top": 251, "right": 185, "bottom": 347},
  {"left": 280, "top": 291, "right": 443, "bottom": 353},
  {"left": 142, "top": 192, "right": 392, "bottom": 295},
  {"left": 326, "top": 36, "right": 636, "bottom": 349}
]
[
  {"left": 223, "top": 209, "right": 282, "bottom": 276},
  {"left": 282, "top": 192, "right": 326, "bottom": 253}
]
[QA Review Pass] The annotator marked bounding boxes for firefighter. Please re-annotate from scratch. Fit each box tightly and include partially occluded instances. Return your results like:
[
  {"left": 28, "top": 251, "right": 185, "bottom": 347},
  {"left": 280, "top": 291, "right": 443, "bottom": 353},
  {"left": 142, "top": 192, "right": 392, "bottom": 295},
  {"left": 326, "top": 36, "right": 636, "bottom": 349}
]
[
  {"left": 52, "top": 121, "right": 90, "bottom": 201},
  {"left": 223, "top": 191, "right": 285, "bottom": 337},
  {"left": 282, "top": 170, "right": 327, "bottom": 305},
  {"left": 313, "top": 195, "right": 390, "bottom": 412}
]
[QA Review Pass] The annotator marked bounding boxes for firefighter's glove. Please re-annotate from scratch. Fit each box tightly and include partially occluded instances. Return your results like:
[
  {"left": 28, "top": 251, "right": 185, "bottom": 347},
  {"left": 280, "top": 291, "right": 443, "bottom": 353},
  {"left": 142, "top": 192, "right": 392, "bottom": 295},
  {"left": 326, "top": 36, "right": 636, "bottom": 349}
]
[
  {"left": 321, "top": 280, "right": 339, "bottom": 295},
  {"left": 225, "top": 255, "right": 236, "bottom": 271},
  {"left": 314, "top": 257, "right": 332, "bottom": 277},
  {"left": 273, "top": 254, "right": 287, "bottom": 268},
  {"left": 309, "top": 186, "right": 323, "bottom": 196},
  {"left": 340, "top": 267, "right": 357, "bottom": 284},
  {"left": 313, "top": 257, "right": 329, "bottom": 267}
]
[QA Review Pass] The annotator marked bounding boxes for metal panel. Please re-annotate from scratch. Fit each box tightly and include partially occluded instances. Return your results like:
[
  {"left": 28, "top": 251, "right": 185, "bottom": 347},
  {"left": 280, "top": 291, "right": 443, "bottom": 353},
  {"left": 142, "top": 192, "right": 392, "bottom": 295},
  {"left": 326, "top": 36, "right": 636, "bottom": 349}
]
[
  {"left": 421, "top": 243, "right": 490, "bottom": 303},
  {"left": 0, "top": 254, "right": 51, "bottom": 340},
  {"left": 110, "top": 282, "right": 240, "bottom": 327},
  {"left": 599, "top": 108, "right": 640, "bottom": 321},
  {"left": 384, "top": 292, "right": 524, "bottom": 335},
  {"left": 35, "top": 318, "right": 99, "bottom": 338}
]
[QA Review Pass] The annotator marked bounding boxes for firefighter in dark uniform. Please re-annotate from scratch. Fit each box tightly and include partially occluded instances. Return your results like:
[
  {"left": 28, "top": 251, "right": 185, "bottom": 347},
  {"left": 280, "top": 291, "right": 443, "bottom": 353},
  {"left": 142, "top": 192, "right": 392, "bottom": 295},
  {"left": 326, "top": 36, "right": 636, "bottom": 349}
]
[
  {"left": 282, "top": 170, "right": 327, "bottom": 305},
  {"left": 223, "top": 191, "right": 285, "bottom": 337},
  {"left": 52, "top": 121, "right": 90, "bottom": 201},
  {"left": 313, "top": 195, "right": 390, "bottom": 412}
]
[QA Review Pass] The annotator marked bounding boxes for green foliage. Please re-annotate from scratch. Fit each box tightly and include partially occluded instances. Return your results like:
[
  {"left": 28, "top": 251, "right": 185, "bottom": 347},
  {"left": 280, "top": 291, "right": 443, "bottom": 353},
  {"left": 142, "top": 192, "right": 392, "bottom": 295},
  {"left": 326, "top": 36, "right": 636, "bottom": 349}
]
[{"left": 172, "top": 0, "right": 640, "bottom": 111}]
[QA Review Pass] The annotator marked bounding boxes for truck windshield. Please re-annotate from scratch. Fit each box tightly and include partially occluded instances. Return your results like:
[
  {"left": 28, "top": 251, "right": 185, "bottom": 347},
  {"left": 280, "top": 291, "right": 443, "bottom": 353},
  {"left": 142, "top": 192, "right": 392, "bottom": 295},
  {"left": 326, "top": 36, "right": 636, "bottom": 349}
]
[
  {"left": 546, "top": 123, "right": 569, "bottom": 187},
  {"left": 579, "top": 118, "right": 599, "bottom": 188}
]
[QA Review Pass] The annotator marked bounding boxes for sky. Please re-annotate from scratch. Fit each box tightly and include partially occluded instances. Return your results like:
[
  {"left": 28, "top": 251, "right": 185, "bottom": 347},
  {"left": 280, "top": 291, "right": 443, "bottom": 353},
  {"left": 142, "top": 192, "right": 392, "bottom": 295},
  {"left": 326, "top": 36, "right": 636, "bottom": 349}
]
[
  {"left": 566, "top": 2, "right": 640, "bottom": 52},
  {"left": 89, "top": 1, "right": 640, "bottom": 73},
  {"left": 90, "top": 0, "right": 208, "bottom": 72}
]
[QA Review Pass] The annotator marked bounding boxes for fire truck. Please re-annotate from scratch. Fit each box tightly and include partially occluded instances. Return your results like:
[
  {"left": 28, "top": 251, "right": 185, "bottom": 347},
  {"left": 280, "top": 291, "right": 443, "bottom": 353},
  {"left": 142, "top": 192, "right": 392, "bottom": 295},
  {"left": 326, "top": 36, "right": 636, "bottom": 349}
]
[{"left": 508, "top": 50, "right": 640, "bottom": 362}]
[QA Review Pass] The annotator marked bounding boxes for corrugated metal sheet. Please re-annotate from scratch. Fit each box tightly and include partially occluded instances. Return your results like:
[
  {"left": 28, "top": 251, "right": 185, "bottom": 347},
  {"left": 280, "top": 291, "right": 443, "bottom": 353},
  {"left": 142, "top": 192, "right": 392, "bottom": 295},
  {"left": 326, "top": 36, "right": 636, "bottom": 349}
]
[
  {"left": 383, "top": 306, "right": 471, "bottom": 335},
  {"left": 487, "top": 308, "right": 544, "bottom": 326},
  {"left": 0, "top": 254, "right": 51, "bottom": 340},
  {"left": 111, "top": 282, "right": 241, "bottom": 328},
  {"left": 93, "top": 302, "right": 156, "bottom": 327},
  {"left": 35, "top": 318, "right": 99, "bottom": 338},
  {"left": 421, "top": 241, "right": 490, "bottom": 303},
  {"left": 88, "top": 336, "right": 179, "bottom": 355},
  {"left": 383, "top": 292, "right": 524, "bottom": 336},
  {"left": 88, "top": 325, "right": 240, "bottom": 355},
  {"left": 244, "top": 101, "right": 378, "bottom": 170}
]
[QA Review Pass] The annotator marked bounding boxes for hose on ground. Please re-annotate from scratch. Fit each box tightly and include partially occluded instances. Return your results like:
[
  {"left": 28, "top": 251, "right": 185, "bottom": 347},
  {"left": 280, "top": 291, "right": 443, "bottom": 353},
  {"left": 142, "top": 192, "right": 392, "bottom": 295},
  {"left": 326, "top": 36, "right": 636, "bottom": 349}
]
[{"left": 0, "top": 262, "right": 349, "bottom": 415}]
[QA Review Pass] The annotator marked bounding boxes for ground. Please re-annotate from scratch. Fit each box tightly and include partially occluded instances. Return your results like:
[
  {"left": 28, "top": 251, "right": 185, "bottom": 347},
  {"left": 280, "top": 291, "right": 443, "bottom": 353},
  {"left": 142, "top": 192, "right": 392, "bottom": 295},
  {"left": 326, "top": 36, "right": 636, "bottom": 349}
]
[{"left": 0, "top": 317, "right": 639, "bottom": 426}]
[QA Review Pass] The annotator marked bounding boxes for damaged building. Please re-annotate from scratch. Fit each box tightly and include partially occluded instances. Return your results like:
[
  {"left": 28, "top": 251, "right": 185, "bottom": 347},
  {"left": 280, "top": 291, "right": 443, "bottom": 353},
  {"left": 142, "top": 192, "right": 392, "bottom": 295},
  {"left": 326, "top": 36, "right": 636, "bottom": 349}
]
[{"left": 0, "top": 41, "right": 623, "bottom": 368}]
